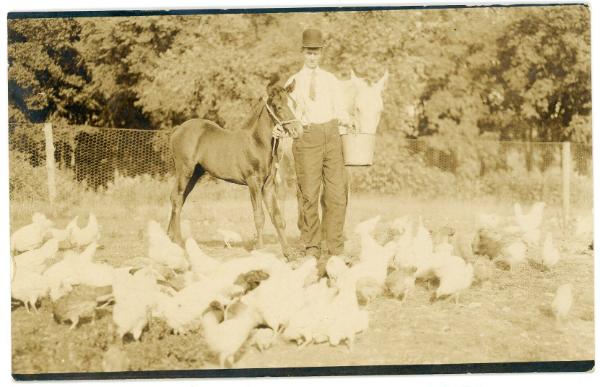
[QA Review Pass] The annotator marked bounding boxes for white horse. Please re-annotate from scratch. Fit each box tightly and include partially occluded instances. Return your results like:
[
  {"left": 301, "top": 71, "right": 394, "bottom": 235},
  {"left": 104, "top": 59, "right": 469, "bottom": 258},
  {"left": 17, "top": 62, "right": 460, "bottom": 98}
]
[
  {"left": 276, "top": 70, "right": 389, "bottom": 238},
  {"left": 341, "top": 69, "right": 389, "bottom": 134}
]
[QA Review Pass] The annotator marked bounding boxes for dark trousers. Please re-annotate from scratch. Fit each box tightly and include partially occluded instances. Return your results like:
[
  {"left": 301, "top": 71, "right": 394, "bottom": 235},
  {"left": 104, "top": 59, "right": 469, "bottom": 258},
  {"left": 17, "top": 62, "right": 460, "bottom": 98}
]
[{"left": 292, "top": 120, "right": 347, "bottom": 256}]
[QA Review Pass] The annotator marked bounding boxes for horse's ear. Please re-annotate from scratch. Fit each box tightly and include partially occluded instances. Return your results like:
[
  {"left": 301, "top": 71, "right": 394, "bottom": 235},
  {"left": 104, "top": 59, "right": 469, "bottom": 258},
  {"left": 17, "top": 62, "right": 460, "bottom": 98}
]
[
  {"left": 350, "top": 69, "right": 357, "bottom": 80},
  {"left": 375, "top": 70, "right": 389, "bottom": 91},
  {"left": 285, "top": 78, "right": 296, "bottom": 94}
]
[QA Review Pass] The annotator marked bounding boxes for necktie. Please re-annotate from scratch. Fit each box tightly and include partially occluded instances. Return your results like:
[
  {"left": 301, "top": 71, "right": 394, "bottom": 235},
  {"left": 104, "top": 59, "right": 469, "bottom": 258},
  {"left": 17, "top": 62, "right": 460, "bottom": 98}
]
[{"left": 309, "top": 70, "right": 316, "bottom": 100}]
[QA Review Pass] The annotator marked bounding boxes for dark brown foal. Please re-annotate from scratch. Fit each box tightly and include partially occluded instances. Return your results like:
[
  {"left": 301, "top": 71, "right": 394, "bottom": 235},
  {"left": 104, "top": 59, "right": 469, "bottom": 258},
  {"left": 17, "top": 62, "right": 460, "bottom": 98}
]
[{"left": 167, "top": 78, "right": 302, "bottom": 259}]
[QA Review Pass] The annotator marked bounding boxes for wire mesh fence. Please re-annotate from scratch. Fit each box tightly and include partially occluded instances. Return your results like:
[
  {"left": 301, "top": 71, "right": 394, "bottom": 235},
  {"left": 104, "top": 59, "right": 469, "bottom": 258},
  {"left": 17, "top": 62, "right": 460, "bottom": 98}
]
[
  {"left": 9, "top": 123, "right": 172, "bottom": 189},
  {"left": 8, "top": 123, "right": 593, "bottom": 211}
]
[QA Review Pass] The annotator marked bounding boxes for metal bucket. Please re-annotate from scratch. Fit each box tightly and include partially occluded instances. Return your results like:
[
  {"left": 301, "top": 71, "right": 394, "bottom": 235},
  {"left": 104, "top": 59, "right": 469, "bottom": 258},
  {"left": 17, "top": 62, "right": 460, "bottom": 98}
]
[{"left": 341, "top": 133, "right": 376, "bottom": 166}]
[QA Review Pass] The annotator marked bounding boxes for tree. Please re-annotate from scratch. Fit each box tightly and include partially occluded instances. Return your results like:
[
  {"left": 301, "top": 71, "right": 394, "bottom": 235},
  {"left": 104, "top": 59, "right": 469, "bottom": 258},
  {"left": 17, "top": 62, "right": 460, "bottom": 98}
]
[
  {"left": 77, "top": 16, "right": 181, "bottom": 128},
  {"left": 8, "top": 18, "right": 97, "bottom": 124},
  {"left": 135, "top": 13, "right": 304, "bottom": 128},
  {"left": 478, "top": 5, "right": 591, "bottom": 143}
]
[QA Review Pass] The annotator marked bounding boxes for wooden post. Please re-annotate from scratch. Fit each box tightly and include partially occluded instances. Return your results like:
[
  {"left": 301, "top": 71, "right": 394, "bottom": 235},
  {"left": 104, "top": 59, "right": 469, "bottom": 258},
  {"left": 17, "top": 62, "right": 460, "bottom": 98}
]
[
  {"left": 561, "top": 141, "right": 571, "bottom": 229},
  {"left": 43, "top": 123, "right": 57, "bottom": 205}
]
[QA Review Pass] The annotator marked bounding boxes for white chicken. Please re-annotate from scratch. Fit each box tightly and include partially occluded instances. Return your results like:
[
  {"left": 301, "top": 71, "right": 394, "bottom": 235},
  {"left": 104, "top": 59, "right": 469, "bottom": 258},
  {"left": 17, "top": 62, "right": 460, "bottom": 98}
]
[
  {"left": 395, "top": 217, "right": 433, "bottom": 272},
  {"left": 111, "top": 267, "right": 161, "bottom": 340},
  {"left": 415, "top": 250, "right": 464, "bottom": 284},
  {"left": 154, "top": 254, "right": 282, "bottom": 334},
  {"left": 44, "top": 251, "right": 80, "bottom": 301},
  {"left": 241, "top": 258, "right": 317, "bottom": 332},
  {"left": 355, "top": 277, "right": 384, "bottom": 305},
  {"left": 283, "top": 278, "right": 337, "bottom": 346},
  {"left": 393, "top": 221, "right": 414, "bottom": 258},
  {"left": 434, "top": 257, "right": 474, "bottom": 304},
  {"left": 389, "top": 215, "right": 411, "bottom": 235},
  {"left": 513, "top": 202, "right": 545, "bottom": 245},
  {"left": 152, "top": 291, "right": 194, "bottom": 335},
  {"left": 351, "top": 215, "right": 397, "bottom": 289},
  {"left": 154, "top": 279, "right": 243, "bottom": 335},
  {"left": 325, "top": 255, "right": 350, "bottom": 285},
  {"left": 217, "top": 228, "right": 243, "bottom": 248},
  {"left": 496, "top": 240, "right": 527, "bottom": 270},
  {"left": 77, "top": 261, "right": 117, "bottom": 288},
  {"left": 11, "top": 265, "right": 49, "bottom": 312},
  {"left": 352, "top": 239, "right": 397, "bottom": 288},
  {"left": 43, "top": 245, "right": 99, "bottom": 302},
  {"left": 48, "top": 226, "right": 72, "bottom": 248},
  {"left": 202, "top": 304, "right": 262, "bottom": 367},
  {"left": 69, "top": 213, "right": 100, "bottom": 247},
  {"left": 147, "top": 220, "right": 189, "bottom": 272},
  {"left": 323, "top": 257, "right": 369, "bottom": 348},
  {"left": 13, "top": 238, "right": 59, "bottom": 274},
  {"left": 185, "top": 237, "right": 220, "bottom": 276},
  {"left": 540, "top": 233, "right": 560, "bottom": 270},
  {"left": 385, "top": 268, "right": 416, "bottom": 302},
  {"left": 215, "top": 253, "right": 287, "bottom": 284},
  {"left": 250, "top": 327, "right": 277, "bottom": 352},
  {"left": 11, "top": 212, "right": 54, "bottom": 253},
  {"left": 551, "top": 284, "right": 573, "bottom": 321}
]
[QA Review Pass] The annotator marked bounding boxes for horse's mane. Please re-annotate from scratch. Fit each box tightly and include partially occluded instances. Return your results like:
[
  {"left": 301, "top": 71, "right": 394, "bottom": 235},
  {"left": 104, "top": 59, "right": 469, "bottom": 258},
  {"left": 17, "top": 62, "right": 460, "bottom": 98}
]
[{"left": 239, "top": 98, "right": 266, "bottom": 131}]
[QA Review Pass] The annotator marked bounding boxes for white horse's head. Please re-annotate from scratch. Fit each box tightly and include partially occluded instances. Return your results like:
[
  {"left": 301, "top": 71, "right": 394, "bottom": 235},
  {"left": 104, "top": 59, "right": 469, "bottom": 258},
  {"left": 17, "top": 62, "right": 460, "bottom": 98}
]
[{"left": 348, "top": 69, "right": 388, "bottom": 134}]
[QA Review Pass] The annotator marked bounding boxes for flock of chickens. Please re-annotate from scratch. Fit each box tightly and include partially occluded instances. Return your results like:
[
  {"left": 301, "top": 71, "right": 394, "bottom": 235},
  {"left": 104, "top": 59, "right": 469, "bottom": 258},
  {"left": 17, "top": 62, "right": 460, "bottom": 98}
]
[{"left": 10, "top": 201, "right": 590, "bottom": 369}]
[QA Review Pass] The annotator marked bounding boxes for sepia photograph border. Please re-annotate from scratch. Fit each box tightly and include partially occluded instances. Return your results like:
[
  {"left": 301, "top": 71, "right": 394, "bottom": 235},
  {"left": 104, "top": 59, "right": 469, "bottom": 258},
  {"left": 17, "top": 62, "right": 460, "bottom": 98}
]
[{"left": 5, "top": 1, "right": 595, "bottom": 381}]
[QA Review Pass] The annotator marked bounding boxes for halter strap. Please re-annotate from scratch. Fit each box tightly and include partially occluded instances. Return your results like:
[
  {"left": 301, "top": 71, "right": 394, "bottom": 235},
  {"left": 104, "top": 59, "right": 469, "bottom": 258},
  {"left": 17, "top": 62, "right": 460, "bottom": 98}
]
[
  {"left": 264, "top": 100, "right": 300, "bottom": 128},
  {"left": 264, "top": 99, "right": 301, "bottom": 159}
]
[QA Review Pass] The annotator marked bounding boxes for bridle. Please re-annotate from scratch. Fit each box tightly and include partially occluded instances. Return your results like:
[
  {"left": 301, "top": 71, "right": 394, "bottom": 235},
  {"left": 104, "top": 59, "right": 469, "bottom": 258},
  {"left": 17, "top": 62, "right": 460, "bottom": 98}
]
[
  {"left": 263, "top": 97, "right": 301, "bottom": 181},
  {"left": 264, "top": 98, "right": 301, "bottom": 156},
  {"left": 264, "top": 100, "right": 301, "bottom": 136}
]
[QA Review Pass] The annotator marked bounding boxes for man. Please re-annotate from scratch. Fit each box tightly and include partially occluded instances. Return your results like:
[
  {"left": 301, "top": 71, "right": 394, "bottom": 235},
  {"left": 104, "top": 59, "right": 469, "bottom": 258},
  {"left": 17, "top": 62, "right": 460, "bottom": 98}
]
[{"left": 275, "top": 28, "right": 351, "bottom": 275}]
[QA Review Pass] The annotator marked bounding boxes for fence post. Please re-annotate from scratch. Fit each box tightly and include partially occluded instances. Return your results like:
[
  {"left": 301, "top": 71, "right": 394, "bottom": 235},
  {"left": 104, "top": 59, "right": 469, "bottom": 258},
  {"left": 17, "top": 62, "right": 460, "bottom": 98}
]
[
  {"left": 561, "top": 141, "right": 571, "bottom": 228},
  {"left": 43, "top": 123, "right": 57, "bottom": 205}
]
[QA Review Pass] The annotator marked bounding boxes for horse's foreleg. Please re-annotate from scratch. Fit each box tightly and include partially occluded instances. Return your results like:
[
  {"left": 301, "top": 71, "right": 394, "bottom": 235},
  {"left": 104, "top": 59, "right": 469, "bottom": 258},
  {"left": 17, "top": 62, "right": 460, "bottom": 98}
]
[
  {"left": 248, "top": 178, "right": 265, "bottom": 250},
  {"left": 167, "top": 178, "right": 186, "bottom": 246},
  {"left": 263, "top": 178, "right": 290, "bottom": 259},
  {"left": 168, "top": 165, "right": 202, "bottom": 246}
]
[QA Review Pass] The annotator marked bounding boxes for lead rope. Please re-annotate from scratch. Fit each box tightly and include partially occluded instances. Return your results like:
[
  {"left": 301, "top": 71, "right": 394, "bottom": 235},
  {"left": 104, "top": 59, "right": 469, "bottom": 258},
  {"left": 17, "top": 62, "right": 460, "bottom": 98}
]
[
  {"left": 264, "top": 101, "right": 286, "bottom": 184},
  {"left": 265, "top": 100, "right": 301, "bottom": 179},
  {"left": 265, "top": 102, "right": 280, "bottom": 175}
]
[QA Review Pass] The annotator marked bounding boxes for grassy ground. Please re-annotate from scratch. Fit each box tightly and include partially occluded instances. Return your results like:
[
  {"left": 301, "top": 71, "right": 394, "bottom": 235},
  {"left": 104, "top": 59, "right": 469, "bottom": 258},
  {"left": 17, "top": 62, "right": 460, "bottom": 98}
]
[{"left": 10, "top": 184, "right": 595, "bottom": 374}]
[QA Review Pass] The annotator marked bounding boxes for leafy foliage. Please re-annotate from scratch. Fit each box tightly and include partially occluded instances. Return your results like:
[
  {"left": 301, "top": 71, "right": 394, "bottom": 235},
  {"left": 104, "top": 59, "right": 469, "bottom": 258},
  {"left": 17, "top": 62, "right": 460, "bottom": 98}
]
[
  {"left": 7, "top": 6, "right": 592, "bottom": 193},
  {"left": 8, "top": 18, "right": 97, "bottom": 124},
  {"left": 477, "top": 6, "right": 591, "bottom": 143},
  {"left": 8, "top": 6, "right": 590, "bottom": 143}
]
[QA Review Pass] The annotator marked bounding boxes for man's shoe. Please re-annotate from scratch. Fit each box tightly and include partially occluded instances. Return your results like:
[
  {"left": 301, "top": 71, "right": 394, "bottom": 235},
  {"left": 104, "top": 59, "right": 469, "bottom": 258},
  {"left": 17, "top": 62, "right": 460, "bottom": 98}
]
[{"left": 316, "top": 256, "right": 329, "bottom": 278}]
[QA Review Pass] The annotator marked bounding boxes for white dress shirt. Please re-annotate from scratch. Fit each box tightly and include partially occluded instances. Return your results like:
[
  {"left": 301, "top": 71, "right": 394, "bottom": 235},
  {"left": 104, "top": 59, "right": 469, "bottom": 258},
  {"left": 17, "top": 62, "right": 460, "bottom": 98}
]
[{"left": 285, "top": 66, "right": 349, "bottom": 127}]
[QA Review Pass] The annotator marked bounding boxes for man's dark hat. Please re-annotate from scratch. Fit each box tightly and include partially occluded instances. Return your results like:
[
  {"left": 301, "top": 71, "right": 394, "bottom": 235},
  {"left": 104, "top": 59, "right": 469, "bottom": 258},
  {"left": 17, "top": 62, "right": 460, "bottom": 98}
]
[{"left": 302, "top": 28, "right": 324, "bottom": 48}]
